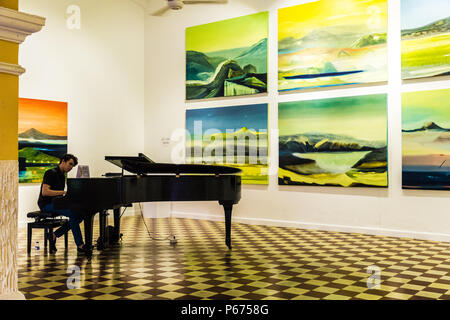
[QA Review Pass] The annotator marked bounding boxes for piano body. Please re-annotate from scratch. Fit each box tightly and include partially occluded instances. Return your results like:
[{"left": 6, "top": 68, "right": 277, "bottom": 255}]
[{"left": 54, "top": 154, "right": 242, "bottom": 257}]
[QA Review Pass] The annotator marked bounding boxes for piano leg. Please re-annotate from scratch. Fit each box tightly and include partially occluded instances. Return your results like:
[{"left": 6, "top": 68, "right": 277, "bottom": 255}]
[
  {"left": 97, "top": 210, "right": 107, "bottom": 250},
  {"left": 113, "top": 207, "right": 121, "bottom": 243},
  {"left": 84, "top": 214, "right": 94, "bottom": 259},
  {"left": 220, "top": 202, "right": 233, "bottom": 250}
]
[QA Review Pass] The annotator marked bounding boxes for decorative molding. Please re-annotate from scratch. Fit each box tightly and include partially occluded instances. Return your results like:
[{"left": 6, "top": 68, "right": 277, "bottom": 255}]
[
  {"left": 0, "top": 6, "right": 45, "bottom": 44},
  {"left": 0, "top": 61, "right": 25, "bottom": 76}
]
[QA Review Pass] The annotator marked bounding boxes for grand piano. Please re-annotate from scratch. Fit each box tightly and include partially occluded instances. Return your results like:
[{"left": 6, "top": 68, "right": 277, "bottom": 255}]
[{"left": 54, "top": 154, "right": 242, "bottom": 258}]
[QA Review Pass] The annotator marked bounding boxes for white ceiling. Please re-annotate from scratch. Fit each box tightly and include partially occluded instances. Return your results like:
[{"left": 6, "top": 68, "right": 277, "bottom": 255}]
[
  {"left": 129, "top": 0, "right": 230, "bottom": 16},
  {"left": 129, "top": 0, "right": 150, "bottom": 11}
]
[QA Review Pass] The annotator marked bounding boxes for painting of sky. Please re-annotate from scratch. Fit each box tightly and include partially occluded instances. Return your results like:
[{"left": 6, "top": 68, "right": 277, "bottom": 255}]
[
  {"left": 186, "top": 12, "right": 268, "bottom": 100},
  {"left": 186, "top": 104, "right": 268, "bottom": 184},
  {"left": 278, "top": 0, "right": 388, "bottom": 91},
  {"left": 279, "top": 94, "right": 388, "bottom": 187},
  {"left": 402, "top": 88, "right": 450, "bottom": 189},
  {"left": 401, "top": 0, "right": 450, "bottom": 79},
  {"left": 18, "top": 98, "right": 68, "bottom": 183}
]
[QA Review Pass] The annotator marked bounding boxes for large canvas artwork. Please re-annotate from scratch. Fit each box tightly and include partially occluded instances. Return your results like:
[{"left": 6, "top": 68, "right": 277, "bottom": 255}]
[
  {"left": 402, "top": 89, "right": 450, "bottom": 189},
  {"left": 279, "top": 94, "right": 388, "bottom": 187},
  {"left": 401, "top": 0, "right": 450, "bottom": 80},
  {"left": 278, "top": 0, "right": 388, "bottom": 92},
  {"left": 186, "top": 104, "right": 268, "bottom": 184},
  {"left": 18, "top": 98, "right": 68, "bottom": 183},
  {"left": 186, "top": 12, "right": 268, "bottom": 100}
]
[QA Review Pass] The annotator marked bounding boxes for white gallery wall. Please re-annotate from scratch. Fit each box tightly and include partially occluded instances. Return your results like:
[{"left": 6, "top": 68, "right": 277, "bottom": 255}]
[
  {"left": 15, "top": 0, "right": 449, "bottom": 241},
  {"left": 144, "top": 0, "right": 450, "bottom": 241},
  {"left": 18, "top": 0, "right": 145, "bottom": 224}
]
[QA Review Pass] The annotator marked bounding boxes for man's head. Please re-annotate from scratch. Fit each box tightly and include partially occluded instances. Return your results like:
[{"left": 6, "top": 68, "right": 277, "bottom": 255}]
[{"left": 59, "top": 154, "right": 78, "bottom": 173}]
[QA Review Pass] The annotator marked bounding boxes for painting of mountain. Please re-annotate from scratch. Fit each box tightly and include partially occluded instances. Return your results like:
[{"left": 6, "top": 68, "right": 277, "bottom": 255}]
[
  {"left": 186, "top": 12, "right": 268, "bottom": 100},
  {"left": 278, "top": 0, "right": 388, "bottom": 92},
  {"left": 186, "top": 104, "right": 268, "bottom": 184},
  {"left": 401, "top": 0, "right": 450, "bottom": 79},
  {"left": 18, "top": 98, "right": 68, "bottom": 183},
  {"left": 279, "top": 94, "right": 388, "bottom": 187},
  {"left": 402, "top": 89, "right": 450, "bottom": 189}
]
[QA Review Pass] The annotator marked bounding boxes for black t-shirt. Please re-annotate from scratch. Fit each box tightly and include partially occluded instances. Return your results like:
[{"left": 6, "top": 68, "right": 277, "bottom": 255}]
[{"left": 38, "top": 167, "right": 66, "bottom": 210}]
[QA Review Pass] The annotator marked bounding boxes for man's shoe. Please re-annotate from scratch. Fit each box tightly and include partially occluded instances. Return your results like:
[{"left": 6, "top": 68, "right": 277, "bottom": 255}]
[
  {"left": 48, "top": 232, "right": 57, "bottom": 253},
  {"left": 77, "top": 245, "right": 86, "bottom": 254}
]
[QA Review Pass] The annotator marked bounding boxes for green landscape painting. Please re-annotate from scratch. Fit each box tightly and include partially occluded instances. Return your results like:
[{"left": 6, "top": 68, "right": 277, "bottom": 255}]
[
  {"left": 278, "top": 0, "right": 388, "bottom": 91},
  {"left": 18, "top": 98, "right": 68, "bottom": 183},
  {"left": 279, "top": 94, "right": 388, "bottom": 187},
  {"left": 401, "top": 0, "right": 450, "bottom": 80},
  {"left": 186, "top": 104, "right": 268, "bottom": 184},
  {"left": 186, "top": 12, "right": 268, "bottom": 100},
  {"left": 402, "top": 89, "right": 450, "bottom": 189}
]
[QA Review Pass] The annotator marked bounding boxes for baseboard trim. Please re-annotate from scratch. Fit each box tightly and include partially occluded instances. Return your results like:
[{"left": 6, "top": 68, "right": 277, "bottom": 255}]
[
  {"left": 171, "top": 211, "right": 450, "bottom": 243},
  {"left": 18, "top": 210, "right": 450, "bottom": 243}
]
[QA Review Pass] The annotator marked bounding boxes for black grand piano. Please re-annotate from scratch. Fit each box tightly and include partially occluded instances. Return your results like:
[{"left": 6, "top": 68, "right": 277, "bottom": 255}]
[{"left": 54, "top": 154, "right": 242, "bottom": 258}]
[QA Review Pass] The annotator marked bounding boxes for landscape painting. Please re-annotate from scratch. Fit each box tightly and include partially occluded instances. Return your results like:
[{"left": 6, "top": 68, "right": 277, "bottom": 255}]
[
  {"left": 186, "top": 104, "right": 268, "bottom": 184},
  {"left": 278, "top": 0, "right": 388, "bottom": 92},
  {"left": 186, "top": 12, "right": 268, "bottom": 100},
  {"left": 402, "top": 89, "right": 450, "bottom": 189},
  {"left": 279, "top": 94, "right": 388, "bottom": 187},
  {"left": 401, "top": 0, "right": 450, "bottom": 80},
  {"left": 18, "top": 98, "right": 68, "bottom": 183}
]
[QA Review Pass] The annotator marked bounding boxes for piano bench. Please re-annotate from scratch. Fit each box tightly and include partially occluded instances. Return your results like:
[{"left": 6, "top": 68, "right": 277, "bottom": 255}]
[{"left": 27, "top": 211, "right": 69, "bottom": 254}]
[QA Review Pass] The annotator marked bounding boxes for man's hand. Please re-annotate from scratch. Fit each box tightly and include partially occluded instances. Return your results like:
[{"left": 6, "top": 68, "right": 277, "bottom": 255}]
[{"left": 42, "top": 184, "right": 67, "bottom": 197}]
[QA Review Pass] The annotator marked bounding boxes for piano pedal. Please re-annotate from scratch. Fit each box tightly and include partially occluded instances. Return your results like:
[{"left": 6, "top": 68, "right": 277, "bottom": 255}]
[{"left": 169, "top": 235, "right": 177, "bottom": 245}]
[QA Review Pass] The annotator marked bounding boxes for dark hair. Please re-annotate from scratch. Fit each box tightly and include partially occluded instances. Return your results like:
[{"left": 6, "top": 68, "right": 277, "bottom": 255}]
[{"left": 60, "top": 154, "right": 78, "bottom": 166}]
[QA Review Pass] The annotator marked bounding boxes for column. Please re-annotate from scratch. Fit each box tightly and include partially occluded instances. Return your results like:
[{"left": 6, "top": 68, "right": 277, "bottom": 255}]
[{"left": 0, "top": 0, "right": 45, "bottom": 300}]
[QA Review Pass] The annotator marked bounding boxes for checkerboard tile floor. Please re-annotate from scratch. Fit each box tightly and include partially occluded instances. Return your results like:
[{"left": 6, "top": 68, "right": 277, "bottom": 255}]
[{"left": 17, "top": 215, "right": 450, "bottom": 300}]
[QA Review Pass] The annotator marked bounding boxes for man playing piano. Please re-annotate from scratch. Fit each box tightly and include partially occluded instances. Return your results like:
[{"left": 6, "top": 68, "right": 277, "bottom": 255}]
[{"left": 38, "top": 154, "right": 87, "bottom": 253}]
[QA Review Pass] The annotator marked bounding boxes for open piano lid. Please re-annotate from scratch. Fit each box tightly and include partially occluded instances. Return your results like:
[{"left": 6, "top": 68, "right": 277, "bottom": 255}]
[{"left": 105, "top": 154, "right": 242, "bottom": 175}]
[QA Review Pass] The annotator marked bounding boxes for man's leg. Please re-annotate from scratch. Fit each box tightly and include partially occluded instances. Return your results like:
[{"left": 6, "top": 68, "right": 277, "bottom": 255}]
[
  {"left": 64, "top": 212, "right": 84, "bottom": 247},
  {"left": 43, "top": 204, "right": 85, "bottom": 247},
  {"left": 53, "top": 217, "right": 71, "bottom": 237}
]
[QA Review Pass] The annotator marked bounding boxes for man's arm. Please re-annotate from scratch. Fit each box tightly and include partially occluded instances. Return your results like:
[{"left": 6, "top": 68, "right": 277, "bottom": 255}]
[{"left": 41, "top": 184, "right": 66, "bottom": 197}]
